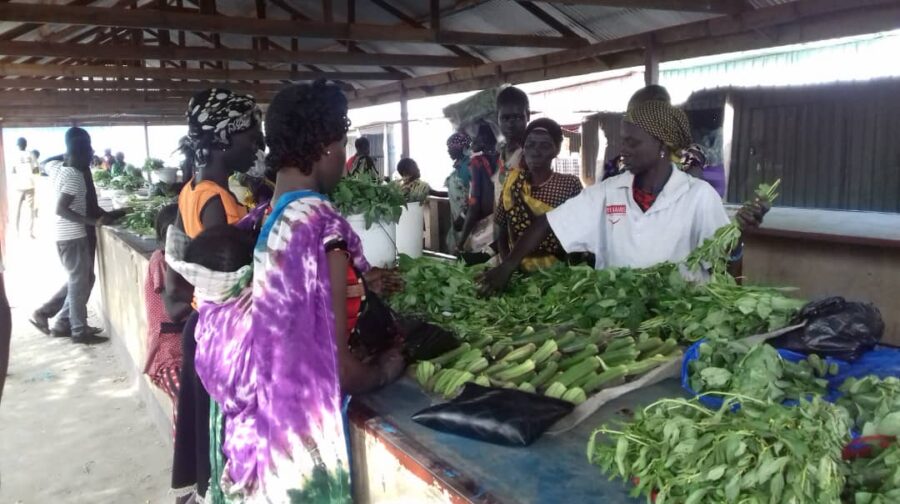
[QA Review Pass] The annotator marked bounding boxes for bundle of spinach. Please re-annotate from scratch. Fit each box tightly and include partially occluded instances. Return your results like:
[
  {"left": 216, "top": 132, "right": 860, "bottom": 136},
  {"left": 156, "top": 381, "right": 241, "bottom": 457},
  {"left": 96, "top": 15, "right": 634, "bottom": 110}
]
[
  {"left": 143, "top": 158, "right": 165, "bottom": 171},
  {"left": 110, "top": 173, "right": 146, "bottom": 192},
  {"left": 93, "top": 169, "right": 112, "bottom": 188},
  {"left": 688, "top": 339, "right": 836, "bottom": 404},
  {"left": 332, "top": 174, "right": 406, "bottom": 229},
  {"left": 844, "top": 438, "right": 900, "bottom": 504},
  {"left": 588, "top": 396, "right": 849, "bottom": 503},
  {"left": 120, "top": 196, "right": 174, "bottom": 237},
  {"left": 837, "top": 376, "right": 900, "bottom": 436},
  {"left": 686, "top": 179, "right": 781, "bottom": 279}
]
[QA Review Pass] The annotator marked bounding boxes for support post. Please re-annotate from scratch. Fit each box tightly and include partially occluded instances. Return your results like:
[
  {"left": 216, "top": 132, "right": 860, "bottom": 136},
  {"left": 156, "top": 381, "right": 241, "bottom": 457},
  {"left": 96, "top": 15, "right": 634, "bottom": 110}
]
[
  {"left": 143, "top": 121, "right": 151, "bottom": 160},
  {"left": 644, "top": 34, "right": 658, "bottom": 86},
  {"left": 400, "top": 84, "right": 410, "bottom": 159}
]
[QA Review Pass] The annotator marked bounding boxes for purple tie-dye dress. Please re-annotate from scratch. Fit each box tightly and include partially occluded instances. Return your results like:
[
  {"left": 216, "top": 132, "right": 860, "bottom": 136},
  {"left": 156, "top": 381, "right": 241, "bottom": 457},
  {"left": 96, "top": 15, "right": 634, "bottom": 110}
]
[{"left": 194, "top": 191, "right": 369, "bottom": 503}]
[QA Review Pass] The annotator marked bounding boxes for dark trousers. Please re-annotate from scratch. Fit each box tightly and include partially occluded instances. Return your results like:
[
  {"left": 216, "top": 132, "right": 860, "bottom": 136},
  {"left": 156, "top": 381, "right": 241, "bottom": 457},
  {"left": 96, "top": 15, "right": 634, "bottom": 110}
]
[
  {"left": 171, "top": 312, "right": 211, "bottom": 498},
  {"left": 36, "top": 229, "right": 96, "bottom": 330}
]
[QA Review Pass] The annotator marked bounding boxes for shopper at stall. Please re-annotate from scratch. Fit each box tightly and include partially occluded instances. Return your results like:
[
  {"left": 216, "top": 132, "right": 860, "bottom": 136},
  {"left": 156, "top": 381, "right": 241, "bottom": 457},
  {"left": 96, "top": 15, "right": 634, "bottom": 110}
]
[
  {"left": 187, "top": 80, "right": 405, "bottom": 502},
  {"left": 164, "top": 87, "right": 261, "bottom": 502},
  {"left": 36, "top": 128, "right": 111, "bottom": 344},
  {"left": 496, "top": 86, "right": 530, "bottom": 179},
  {"left": 12, "top": 137, "right": 38, "bottom": 239},
  {"left": 457, "top": 124, "right": 500, "bottom": 255},
  {"left": 110, "top": 151, "right": 127, "bottom": 176},
  {"left": 480, "top": 98, "right": 763, "bottom": 293},
  {"left": 396, "top": 158, "right": 446, "bottom": 203},
  {"left": 494, "top": 118, "right": 582, "bottom": 271},
  {"left": 445, "top": 132, "right": 472, "bottom": 251},
  {"left": 143, "top": 203, "right": 183, "bottom": 431},
  {"left": 346, "top": 136, "right": 379, "bottom": 180}
]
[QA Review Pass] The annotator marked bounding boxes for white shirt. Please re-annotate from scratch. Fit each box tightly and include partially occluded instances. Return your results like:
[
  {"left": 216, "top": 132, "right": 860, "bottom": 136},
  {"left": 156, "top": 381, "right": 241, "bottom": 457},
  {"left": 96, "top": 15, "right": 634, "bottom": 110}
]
[
  {"left": 52, "top": 165, "right": 88, "bottom": 242},
  {"left": 547, "top": 167, "right": 729, "bottom": 272},
  {"left": 13, "top": 150, "right": 37, "bottom": 191}
]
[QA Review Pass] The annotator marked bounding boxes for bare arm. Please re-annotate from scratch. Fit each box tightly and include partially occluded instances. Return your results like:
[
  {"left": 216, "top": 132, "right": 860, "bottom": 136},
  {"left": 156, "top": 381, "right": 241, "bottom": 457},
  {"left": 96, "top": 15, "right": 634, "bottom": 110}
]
[
  {"left": 478, "top": 215, "right": 551, "bottom": 295},
  {"left": 57, "top": 193, "right": 103, "bottom": 227},
  {"left": 428, "top": 189, "right": 448, "bottom": 198},
  {"left": 329, "top": 250, "right": 404, "bottom": 395},
  {"left": 497, "top": 224, "right": 510, "bottom": 260}
]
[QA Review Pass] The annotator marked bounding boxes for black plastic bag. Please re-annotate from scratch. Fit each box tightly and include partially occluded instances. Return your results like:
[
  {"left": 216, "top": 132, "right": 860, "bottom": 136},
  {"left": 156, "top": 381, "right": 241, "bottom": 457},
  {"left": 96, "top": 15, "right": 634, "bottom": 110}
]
[
  {"left": 350, "top": 290, "right": 399, "bottom": 357},
  {"left": 398, "top": 317, "right": 460, "bottom": 362},
  {"left": 411, "top": 384, "right": 574, "bottom": 447},
  {"left": 770, "top": 296, "right": 884, "bottom": 361}
]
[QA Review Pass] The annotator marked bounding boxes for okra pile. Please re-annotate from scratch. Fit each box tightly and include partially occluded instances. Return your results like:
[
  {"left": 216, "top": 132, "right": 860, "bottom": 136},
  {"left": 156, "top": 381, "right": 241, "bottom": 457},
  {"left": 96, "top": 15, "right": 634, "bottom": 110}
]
[
  {"left": 414, "top": 321, "right": 681, "bottom": 403},
  {"left": 588, "top": 396, "right": 849, "bottom": 503},
  {"left": 688, "top": 340, "right": 837, "bottom": 404}
]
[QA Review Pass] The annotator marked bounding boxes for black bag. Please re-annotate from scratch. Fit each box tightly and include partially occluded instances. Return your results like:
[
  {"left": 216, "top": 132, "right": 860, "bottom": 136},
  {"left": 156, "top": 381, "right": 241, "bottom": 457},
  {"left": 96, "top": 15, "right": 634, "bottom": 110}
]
[
  {"left": 398, "top": 317, "right": 460, "bottom": 362},
  {"left": 350, "top": 289, "right": 399, "bottom": 357},
  {"left": 770, "top": 296, "right": 884, "bottom": 361},
  {"left": 411, "top": 384, "right": 574, "bottom": 447}
]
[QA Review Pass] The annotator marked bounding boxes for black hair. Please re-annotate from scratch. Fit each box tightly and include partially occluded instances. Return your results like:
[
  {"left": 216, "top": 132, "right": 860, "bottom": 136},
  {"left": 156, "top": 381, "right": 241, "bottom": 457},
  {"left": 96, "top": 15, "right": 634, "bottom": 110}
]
[
  {"left": 496, "top": 86, "right": 530, "bottom": 112},
  {"left": 355, "top": 137, "right": 370, "bottom": 151},
  {"left": 184, "top": 225, "right": 255, "bottom": 273},
  {"left": 627, "top": 85, "right": 671, "bottom": 110},
  {"left": 265, "top": 80, "right": 350, "bottom": 175},
  {"left": 396, "top": 158, "right": 418, "bottom": 176},
  {"left": 524, "top": 118, "right": 563, "bottom": 149},
  {"left": 31, "top": 149, "right": 40, "bottom": 159},
  {"left": 155, "top": 203, "right": 179, "bottom": 243},
  {"left": 474, "top": 122, "right": 498, "bottom": 152},
  {"left": 65, "top": 127, "right": 90, "bottom": 151},
  {"left": 16, "top": 137, "right": 27, "bottom": 148}
]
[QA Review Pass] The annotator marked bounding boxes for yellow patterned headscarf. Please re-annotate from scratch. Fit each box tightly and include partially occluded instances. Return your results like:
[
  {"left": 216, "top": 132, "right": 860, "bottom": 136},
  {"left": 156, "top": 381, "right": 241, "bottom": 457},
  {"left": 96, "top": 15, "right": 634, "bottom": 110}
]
[{"left": 624, "top": 99, "right": 692, "bottom": 155}]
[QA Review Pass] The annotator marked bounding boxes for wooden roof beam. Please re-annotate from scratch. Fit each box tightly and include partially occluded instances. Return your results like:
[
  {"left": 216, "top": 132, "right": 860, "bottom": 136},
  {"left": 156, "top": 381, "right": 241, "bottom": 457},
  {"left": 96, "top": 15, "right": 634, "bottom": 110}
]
[
  {"left": 0, "top": 3, "right": 585, "bottom": 48},
  {"left": 539, "top": 1, "right": 744, "bottom": 14},
  {"left": 0, "top": 40, "right": 477, "bottom": 68},
  {"left": 0, "top": 76, "right": 294, "bottom": 94},
  {"left": 368, "top": 0, "right": 486, "bottom": 61},
  {"left": 0, "top": 62, "right": 406, "bottom": 82}
]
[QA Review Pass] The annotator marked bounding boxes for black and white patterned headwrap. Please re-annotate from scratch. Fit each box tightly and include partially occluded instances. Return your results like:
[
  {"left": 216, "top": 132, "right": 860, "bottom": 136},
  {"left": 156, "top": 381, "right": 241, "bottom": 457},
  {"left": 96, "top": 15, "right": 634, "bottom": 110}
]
[
  {"left": 624, "top": 99, "right": 692, "bottom": 153},
  {"left": 184, "top": 88, "right": 261, "bottom": 169}
]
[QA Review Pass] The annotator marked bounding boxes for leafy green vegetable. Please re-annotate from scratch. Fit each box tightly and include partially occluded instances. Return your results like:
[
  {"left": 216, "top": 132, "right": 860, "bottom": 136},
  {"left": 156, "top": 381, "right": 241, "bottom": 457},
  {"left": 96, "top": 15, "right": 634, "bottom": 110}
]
[
  {"left": 688, "top": 339, "right": 834, "bottom": 403},
  {"left": 93, "top": 169, "right": 112, "bottom": 188},
  {"left": 332, "top": 174, "right": 406, "bottom": 229},
  {"left": 588, "top": 396, "right": 849, "bottom": 503},
  {"left": 844, "top": 438, "right": 900, "bottom": 503},
  {"left": 838, "top": 376, "right": 900, "bottom": 435},
  {"left": 109, "top": 172, "right": 146, "bottom": 192},
  {"left": 143, "top": 157, "right": 165, "bottom": 171},
  {"left": 119, "top": 195, "right": 174, "bottom": 237}
]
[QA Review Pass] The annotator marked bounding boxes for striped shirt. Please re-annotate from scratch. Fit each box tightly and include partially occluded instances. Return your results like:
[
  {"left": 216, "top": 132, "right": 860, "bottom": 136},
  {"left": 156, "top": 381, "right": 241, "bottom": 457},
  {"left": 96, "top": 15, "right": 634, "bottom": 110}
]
[{"left": 53, "top": 165, "right": 88, "bottom": 241}]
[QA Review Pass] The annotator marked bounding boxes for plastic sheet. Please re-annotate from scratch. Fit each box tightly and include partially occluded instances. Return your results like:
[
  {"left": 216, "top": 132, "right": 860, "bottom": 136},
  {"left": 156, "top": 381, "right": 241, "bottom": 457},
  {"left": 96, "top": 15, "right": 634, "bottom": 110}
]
[
  {"left": 411, "top": 383, "right": 573, "bottom": 447},
  {"left": 398, "top": 317, "right": 461, "bottom": 362},
  {"left": 770, "top": 297, "right": 884, "bottom": 361}
]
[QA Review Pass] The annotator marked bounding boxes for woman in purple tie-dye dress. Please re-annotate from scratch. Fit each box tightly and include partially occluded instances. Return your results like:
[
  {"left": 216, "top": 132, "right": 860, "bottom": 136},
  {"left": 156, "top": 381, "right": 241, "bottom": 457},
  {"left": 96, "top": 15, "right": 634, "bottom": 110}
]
[{"left": 192, "top": 81, "right": 407, "bottom": 503}]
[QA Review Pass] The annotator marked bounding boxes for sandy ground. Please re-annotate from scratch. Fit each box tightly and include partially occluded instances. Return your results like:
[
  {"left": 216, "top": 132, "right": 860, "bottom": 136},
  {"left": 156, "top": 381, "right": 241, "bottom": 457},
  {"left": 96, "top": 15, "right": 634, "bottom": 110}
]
[{"left": 1, "top": 198, "right": 172, "bottom": 503}]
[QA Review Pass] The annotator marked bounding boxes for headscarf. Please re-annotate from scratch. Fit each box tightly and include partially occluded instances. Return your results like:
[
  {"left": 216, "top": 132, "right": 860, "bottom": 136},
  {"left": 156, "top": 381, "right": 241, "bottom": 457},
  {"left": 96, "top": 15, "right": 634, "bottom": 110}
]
[
  {"left": 184, "top": 88, "right": 261, "bottom": 171},
  {"left": 624, "top": 99, "right": 692, "bottom": 156},
  {"left": 681, "top": 143, "right": 707, "bottom": 170},
  {"left": 447, "top": 132, "right": 473, "bottom": 186}
]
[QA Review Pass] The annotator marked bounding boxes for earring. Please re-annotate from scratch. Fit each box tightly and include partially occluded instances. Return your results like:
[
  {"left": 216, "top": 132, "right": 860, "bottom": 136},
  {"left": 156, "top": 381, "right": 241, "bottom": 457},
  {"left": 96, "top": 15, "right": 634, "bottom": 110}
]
[
  {"left": 326, "top": 150, "right": 332, "bottom": 155},
  {"left": 659, "top": 151, "right": 665, "bottom": 159}
]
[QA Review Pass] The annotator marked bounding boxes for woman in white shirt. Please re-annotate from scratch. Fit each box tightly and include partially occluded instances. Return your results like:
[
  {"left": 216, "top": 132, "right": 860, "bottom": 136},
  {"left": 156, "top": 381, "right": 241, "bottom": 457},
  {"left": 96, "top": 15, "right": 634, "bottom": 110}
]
[{"left": 480, "top": 98, "right": 762, "bottom": 293}]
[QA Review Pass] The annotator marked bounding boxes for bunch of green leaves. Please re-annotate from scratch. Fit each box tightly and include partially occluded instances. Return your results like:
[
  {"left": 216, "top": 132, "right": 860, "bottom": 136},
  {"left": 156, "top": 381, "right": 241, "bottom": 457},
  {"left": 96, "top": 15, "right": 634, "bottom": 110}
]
[
  {"left": 93, "top": 169, "right": 112, "bottom": 188},
  {"left": 120, "top": 196, "right": 174, "bottom": 237},
  {"left": 838, "top": 376, "right": 900, "bottom": 436},
  {"left": 686, "top": 179, "right": 781, "bottom": 278},
  {"left": 588, "top": 396, "right": 849, "bottom": 503},
  {"left": 391, "top": 257, "right": 802, "bottom": 349},
  {"left": 844, "top": 438, "right": 900, "bottom": 504},
  {"left": 688, "top": 340, "right": 835, "bottom": 403},
  {"left": 143, "top": 158, "right": 166, "bottom": 171},
  {"left": 332, "top": 174, "right": 406, "bottom": 229},
  {"left": 110, "top": 172, "right": 146, "bottom": 192}
]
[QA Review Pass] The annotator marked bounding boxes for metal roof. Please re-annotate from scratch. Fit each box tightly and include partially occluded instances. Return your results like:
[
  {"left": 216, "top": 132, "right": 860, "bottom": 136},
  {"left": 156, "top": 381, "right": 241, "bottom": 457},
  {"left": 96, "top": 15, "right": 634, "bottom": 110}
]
[{"left": 0, "top": 0, "right": 898, "bottom": 125}]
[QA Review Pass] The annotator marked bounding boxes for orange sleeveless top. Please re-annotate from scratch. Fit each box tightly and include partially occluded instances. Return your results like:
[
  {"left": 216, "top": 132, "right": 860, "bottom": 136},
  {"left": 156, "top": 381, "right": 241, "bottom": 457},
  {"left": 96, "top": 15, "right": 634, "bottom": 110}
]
[{"left": 178, "top": 179, "right": 248, "bottom": 238}]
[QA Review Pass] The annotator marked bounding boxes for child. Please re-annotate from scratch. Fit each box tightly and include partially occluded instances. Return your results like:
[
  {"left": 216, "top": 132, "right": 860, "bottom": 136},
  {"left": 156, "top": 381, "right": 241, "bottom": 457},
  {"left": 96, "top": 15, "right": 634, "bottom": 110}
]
[{"left": 143, "top": 203, "right": 183, "bottom": 429}]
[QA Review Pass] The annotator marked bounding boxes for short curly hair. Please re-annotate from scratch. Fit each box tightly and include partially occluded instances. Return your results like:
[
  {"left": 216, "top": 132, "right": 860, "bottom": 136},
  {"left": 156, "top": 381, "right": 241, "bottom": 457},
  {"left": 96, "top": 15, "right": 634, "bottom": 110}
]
[
  {"left": 525, "top": 117, "right": 563, "bottom": 148},
  {"left": 265, "top": 80, "right": 350, "bottom": 174}
]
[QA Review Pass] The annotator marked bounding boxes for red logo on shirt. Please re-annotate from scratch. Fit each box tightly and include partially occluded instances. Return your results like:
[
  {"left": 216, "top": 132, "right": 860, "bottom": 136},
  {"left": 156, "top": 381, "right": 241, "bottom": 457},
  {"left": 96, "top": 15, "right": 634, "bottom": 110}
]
[{"left": 606, "top": 204, "right": 626, "bottom": 224}]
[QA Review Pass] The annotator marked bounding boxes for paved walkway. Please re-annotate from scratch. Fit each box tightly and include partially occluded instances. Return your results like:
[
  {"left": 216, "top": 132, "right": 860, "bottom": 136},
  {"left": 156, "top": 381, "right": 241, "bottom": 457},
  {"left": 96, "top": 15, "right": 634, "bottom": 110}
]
[{"left": 1, "top": 218, "right": 172, "bottom": 503}]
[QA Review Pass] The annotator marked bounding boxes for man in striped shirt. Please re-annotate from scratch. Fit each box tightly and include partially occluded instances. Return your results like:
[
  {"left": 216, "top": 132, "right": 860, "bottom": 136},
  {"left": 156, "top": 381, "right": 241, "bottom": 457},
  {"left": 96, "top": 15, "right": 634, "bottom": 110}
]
[{"left": 39, "top": 128, "right": 110, "bottom": 344}]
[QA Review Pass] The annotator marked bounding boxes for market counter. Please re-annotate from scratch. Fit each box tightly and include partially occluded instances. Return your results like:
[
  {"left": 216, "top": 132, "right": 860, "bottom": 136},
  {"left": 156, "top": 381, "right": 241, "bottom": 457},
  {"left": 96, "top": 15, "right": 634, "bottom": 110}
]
[
  {"left": 348, "top": 378, "right": 681, "bottom": 503},
  {"left": 95, "top": 224, "right": 667, "bottom": 502}
]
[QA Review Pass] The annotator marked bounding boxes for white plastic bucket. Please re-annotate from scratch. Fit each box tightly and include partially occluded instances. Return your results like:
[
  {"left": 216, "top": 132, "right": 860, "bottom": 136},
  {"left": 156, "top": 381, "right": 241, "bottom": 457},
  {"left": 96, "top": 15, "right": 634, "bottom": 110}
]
[
  {"left": 396, "top": 202, "right": 424, "bottom": 258},
  {"left": 347, "top": 214, "right": 397, "bottom": 268}
]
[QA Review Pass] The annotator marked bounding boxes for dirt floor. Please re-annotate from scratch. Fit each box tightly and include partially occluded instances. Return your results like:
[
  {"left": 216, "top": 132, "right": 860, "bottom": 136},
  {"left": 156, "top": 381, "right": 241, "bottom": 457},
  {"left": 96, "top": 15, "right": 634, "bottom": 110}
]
[{"left": 0, "top": 206, "right": 172, "bottom": 503}]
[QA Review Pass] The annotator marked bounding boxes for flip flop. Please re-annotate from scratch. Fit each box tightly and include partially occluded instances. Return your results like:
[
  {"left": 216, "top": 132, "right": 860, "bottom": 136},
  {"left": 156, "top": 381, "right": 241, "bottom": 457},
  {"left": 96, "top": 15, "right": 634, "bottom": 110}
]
[{"left": 29, "top": 317, "right": 51, "bottom": 335}]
